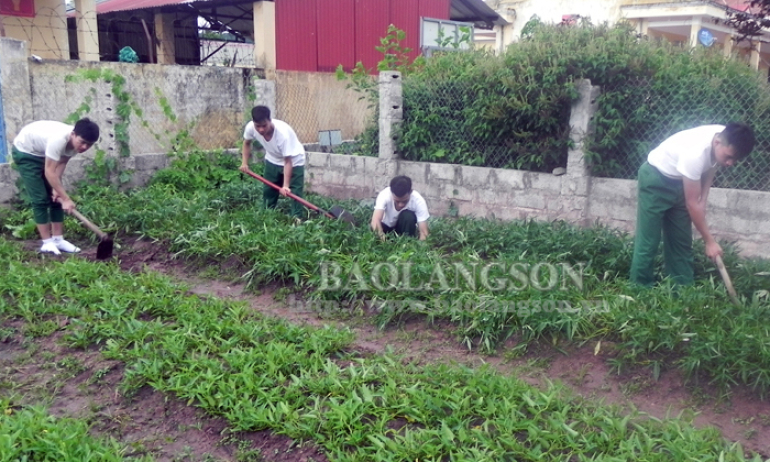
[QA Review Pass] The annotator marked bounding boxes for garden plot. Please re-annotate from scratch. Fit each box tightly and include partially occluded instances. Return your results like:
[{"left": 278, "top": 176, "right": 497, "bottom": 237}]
[
  {"left": 2, "top": 150, "right": 770, "bottom": 460},
  {"left": 2, "top": 238, "right": 769, "bottom": 461}
]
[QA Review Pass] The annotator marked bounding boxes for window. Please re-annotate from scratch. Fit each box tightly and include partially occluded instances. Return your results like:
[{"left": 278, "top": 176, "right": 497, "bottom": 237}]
[{"left": 421, "top": 17, "right": 474, "bottom": 56}]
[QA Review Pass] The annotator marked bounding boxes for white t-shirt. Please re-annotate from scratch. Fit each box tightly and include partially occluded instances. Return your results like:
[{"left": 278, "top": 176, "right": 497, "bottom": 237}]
[
  {"left": 647, "top": 125, "right": 723, "bottom": 181},
  {"left": 13, "top": 121, "right": 76, "bottom": 161},
  {"left": 243, "top": 119, "right": 305, "bottom": 167},
  {"left": 375, "top": 187, "right": 430, "bottom": 227}
]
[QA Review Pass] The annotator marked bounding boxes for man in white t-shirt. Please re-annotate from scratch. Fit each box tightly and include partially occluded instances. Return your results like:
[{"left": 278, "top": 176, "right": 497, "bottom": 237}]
[
  {"left": 370, "top": 176, "right": 430, "bottom": 241},
  {"left": 239, "top": 106, "right": 306, "bottom": 218},
  {"left": 630, "top": 123, "right": 755, "bottom": 286},
  {"left": 12, "top": 118, "right": 100, "bottom": 255}
]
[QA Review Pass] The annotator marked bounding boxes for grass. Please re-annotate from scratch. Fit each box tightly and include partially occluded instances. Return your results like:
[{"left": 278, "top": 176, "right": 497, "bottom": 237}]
[
  {"left": 32, "top": 151, "right": 767, "bottom": 392},
  {"left": 2, "top": 150, "right": 770, "bottom": 398},
  {"left": 0, "top": 397, "right": 153, "bottom": 461},
  {"left": 0, "top": 237, "right": 766, "bottom": 460}
]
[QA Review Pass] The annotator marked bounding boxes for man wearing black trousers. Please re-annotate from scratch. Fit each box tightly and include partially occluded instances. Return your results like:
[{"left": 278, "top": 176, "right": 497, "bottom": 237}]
[{"left": 370, "top": 175, "right": 430, "bottom": 241}]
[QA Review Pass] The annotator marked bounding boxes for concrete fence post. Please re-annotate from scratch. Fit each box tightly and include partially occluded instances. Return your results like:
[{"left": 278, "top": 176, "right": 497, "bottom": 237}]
[
  {"left": 378, "top": 71, "right": 402, "bottom": 160},
  {"left": 563, "top": 79, "right": 600, "bottom": 224}
]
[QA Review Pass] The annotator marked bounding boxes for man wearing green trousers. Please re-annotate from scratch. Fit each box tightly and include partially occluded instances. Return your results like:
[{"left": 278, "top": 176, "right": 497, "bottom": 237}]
[
  {"left": 630, "top": 123, "right": 755, "bottom": 286},
  {"left": 239, "top": 106, "right": 305, "bottom": 218},
  {"left": 12, "top": 118, "right": 100, "bottom": 255}
]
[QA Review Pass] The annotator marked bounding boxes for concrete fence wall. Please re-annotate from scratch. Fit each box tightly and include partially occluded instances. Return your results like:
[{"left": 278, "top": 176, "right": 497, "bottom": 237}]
[
  {"left": 305, "top": 73, "right": 770, "bottom": 259},
  {"left": 0, "top": 35, "right": 260, "bottom": 200},
  {"left": 1, "top": 36, "right": 769, "bottom": 258}
]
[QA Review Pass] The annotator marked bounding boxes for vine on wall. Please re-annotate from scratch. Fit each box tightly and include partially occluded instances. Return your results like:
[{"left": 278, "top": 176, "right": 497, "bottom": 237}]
[{"left": 63, "top": 67, "right": 198, "bottom": 188}]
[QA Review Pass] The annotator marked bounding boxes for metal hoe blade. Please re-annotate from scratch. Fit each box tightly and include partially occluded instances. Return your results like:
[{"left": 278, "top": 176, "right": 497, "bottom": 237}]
[
  {"left": 329, "top": 205, "right": 357, "bottom": 227},
  {"left": 96, "top": 235, "right": 114, "bottom": 260}
]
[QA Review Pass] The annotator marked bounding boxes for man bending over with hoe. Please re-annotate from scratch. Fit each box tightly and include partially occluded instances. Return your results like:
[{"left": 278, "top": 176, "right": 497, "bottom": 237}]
[
  {"left": 371, "top": 175, "right": 430, "bottom": 241},
  {"left": 240, "top": 106, "right": 306, "bottom": 218},
  {"left": 630, "top": 123, "right": 755, "bottom": 287},
  {"left": 12, "top": 118, "right": 100, "bottom": 255}
]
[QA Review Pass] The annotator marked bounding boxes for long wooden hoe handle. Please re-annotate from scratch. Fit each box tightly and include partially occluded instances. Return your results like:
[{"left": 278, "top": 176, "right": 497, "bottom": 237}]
[
  {"left": 70, "top": 209, "right": 108, "bottom": 239},
  {"left": 715, "top": 254, "right": 740, "bottom": 306},
  {"left": 243, "top": 170, "right": 336, "bottom": 219}
]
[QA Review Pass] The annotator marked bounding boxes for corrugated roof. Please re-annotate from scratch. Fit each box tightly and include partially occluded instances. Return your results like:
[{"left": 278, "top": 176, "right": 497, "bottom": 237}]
[
  {"left": 450, "top": 0, "right": 507, "bottom": 28},
  {"left": 95, "top": 0, "right": 190, "bottom": 14},
  {"left": 89, "top": 0, "right": 505, "bottom": 30}
]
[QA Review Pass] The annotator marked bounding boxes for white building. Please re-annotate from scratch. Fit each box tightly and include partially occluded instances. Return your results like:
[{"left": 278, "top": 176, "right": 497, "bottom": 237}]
[{"left": 482, "top": 0, "right": 770, "bottom": 73}]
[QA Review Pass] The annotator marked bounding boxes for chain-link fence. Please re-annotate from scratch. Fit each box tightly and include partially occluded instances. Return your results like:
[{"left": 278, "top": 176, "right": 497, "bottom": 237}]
[
  {"left": 395, "top": 73, "right": 770, "bottom": 191},
  {"left": 587, "top": 76, "right": 770, "bottom": 191},
  {"left": 275, "top": 71, "right": 373, "bottom": 151},
  {"left": 396, "top": 76, "right": 572, "bottom": 173}
]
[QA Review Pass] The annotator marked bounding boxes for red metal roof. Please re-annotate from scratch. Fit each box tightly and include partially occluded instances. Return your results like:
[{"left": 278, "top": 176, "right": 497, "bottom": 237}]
[
  {"left": 96, "top": 0, "right": 190, "bottom": 14},
  {"left": 719, "top": 0, "right": 756, "bottom": 13}
]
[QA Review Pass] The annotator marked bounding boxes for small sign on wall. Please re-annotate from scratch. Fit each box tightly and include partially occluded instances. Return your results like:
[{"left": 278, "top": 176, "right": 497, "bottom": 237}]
[{"left": 0, "top": 0, "right": 35, "bottom": 18}]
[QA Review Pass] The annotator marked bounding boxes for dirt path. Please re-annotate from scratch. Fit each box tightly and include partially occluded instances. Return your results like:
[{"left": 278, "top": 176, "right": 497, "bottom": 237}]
[
  {"left": 3, "top": 238, "right": 770, "bottom": 460},
  {"left": 116, "top": 237, "right": 770, "bottom": 458}
]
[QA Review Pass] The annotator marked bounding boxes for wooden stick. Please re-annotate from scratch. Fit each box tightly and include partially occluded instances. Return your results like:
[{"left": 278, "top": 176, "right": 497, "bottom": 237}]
[{"left": 715, "top": 255, "right": 740, "bottom": 306}]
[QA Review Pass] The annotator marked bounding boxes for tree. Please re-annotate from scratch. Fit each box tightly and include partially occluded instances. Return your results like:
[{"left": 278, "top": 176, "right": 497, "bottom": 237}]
[{"left": 723, "top": 0, "right": 770, "bottom": 41}]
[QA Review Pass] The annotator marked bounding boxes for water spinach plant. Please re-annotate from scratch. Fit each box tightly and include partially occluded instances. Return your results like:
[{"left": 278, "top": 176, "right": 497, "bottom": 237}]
[
  {"left": 4, "top": 149, "right": 770, "bottom": 398},
  {"left": 0, "top": 237, "right": 765, "bottom": 460}
]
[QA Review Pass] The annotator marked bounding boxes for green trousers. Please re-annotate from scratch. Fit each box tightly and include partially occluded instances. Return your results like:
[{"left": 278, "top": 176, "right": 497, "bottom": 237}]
[
  {"left": 11, "top": 147, "right": 65, "bottom": 225},
  {"left": 263, "top": 161, "right": 305, "bottom": 218},
  {"left": 630, "top": 162, "right": 694, "bottom": 286}
]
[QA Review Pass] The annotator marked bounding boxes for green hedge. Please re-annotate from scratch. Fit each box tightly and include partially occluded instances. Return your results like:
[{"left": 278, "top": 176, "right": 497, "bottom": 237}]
[{"left": 384, "top": 20, "right": 770, "bottom": 189}]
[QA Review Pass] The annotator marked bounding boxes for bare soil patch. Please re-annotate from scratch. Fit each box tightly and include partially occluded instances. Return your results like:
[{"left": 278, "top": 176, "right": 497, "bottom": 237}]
[
  {"left": 5, "top": 237, "right": 770, "bottom": 459},
  {"left": 0, "top": 332, "right": 326, "bottom": 462}
]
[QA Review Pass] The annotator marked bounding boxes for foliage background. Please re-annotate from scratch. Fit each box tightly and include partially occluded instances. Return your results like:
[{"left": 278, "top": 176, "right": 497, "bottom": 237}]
[{"left": 346, "top": 20, "right": 770, "bottom": 190}]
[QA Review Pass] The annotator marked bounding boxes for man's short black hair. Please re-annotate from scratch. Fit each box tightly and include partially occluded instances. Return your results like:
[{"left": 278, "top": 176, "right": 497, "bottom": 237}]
[
  {"left": 73, "top": 118, "right": 99, "bottom": 144},
  {"left": 390, "top": 175, "right": 412, "bottom": 197},
  {"left": 252, "top": 106, "right": 271, "bottom": 123},
  {"left": 721, "top": 122, "right": 755, "bottom": 161}
]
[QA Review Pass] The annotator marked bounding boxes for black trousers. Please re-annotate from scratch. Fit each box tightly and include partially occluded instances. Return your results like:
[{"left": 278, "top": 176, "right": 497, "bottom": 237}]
[{"left": 382, "top": 210, "right": 418, "bottom": 237}]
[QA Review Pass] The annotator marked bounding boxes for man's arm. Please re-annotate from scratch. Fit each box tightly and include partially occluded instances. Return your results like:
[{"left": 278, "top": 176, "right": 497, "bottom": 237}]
[
  {"left": 683, "top": 176, "right": 721, "bottom": 259},
  {"left": 417, "top": 221, "right": 429, "bottom": 241},
  {"left": 45, "top": 157, "right": 75, "bottom": 212},
  {"left": 370, "top": 209, "right": 385, "bottom": 240},
  {"left": 239, "top": 140, "right": 252, "bottom": 172},
  {"left": 280, "top": 157, "right": 293, "bottom": 196},
  {"left": 53, "top": 156, "right": 69, "bottom": 180},
  {"left": 700, "top": 168, "right": 716, "bottom": 204}
]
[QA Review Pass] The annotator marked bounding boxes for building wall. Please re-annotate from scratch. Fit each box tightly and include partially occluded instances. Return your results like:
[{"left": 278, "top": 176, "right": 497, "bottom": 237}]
[
  {"left": 501, "top": 0, "right": 621, "bottom": 41},
  {"left": 0, "top": 0, "right": 69, "bottom": 59},
  {"left": 484, "top": 0, "right": 770, "bottom": 75},
  {"left": 276, "top": 0, "right": 451, "bottom": 72}
]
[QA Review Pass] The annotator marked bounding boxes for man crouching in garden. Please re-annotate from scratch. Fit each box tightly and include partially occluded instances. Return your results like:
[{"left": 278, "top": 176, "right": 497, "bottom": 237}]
[
  {"left": 371, "top": 175, "right": 430, "bottom": 241},
  {"left": 630, "top": 123, "right": 755, "bottom": 287},
  {"left": 12, "top": 118, "right": 100, "bottom": 255}
]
